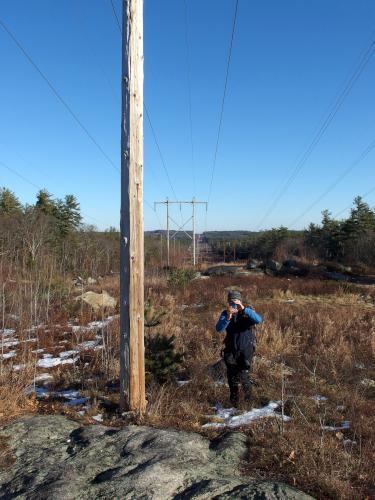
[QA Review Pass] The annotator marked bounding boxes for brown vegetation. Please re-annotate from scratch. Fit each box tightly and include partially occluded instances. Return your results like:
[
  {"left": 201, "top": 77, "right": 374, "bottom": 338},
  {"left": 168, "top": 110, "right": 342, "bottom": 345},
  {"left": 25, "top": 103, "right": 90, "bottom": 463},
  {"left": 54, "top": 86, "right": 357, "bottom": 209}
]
[{"left": 1, "top": 265, "right": 374, "bottom": 498}]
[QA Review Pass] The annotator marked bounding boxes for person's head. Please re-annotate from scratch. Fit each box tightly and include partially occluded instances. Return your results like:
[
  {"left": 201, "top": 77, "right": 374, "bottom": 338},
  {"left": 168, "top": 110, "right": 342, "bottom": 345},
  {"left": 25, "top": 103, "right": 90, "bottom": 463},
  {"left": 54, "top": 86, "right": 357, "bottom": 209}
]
[{"left": 227, "top": 290, "right": 242, "bottom": 305}]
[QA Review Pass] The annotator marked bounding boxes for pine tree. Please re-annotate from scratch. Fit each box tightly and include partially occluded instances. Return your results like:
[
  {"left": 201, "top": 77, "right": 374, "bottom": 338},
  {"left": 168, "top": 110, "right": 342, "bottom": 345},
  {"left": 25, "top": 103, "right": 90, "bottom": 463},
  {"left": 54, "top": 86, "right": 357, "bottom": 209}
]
[
  {"left": 0, "top": 187, "right": 22, "bottom": 214},
  {"left": 145, "top": 334, "right": 183, "bottom": 383},
  {"left": 343, "top": 197, "right": 375, "bottom": 241},
  {"left": 35, "top": 189, "right": 56, "bottom": 217},
  {"left": 55, "top": 195, "right": 82, "bottom": 236}
]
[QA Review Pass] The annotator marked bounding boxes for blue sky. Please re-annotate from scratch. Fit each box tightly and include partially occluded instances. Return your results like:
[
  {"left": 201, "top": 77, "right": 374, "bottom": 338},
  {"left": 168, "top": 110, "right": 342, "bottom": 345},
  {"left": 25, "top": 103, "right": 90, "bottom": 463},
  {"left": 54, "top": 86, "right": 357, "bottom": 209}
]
[{"left": 1, "top": 0, "right": 375, "bottom": 231}]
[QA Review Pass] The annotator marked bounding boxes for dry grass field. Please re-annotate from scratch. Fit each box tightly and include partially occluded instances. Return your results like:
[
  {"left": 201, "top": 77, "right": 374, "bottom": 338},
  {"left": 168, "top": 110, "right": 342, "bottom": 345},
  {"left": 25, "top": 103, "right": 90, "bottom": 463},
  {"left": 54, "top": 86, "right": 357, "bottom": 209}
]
[{"left": 1, "top": 268, "right": 374, "bottom": 499}]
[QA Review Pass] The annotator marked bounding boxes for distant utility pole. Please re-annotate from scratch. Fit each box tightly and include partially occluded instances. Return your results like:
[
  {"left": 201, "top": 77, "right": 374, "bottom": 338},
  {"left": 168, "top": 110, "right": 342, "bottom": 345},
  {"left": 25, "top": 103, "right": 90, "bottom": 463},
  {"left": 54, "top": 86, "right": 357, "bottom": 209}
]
[
  {"left": 119, "top": 0, "right": 145, "bottom": 413},
  {"left": 154, "top": 199, "right": 207, "bottom": 267}
]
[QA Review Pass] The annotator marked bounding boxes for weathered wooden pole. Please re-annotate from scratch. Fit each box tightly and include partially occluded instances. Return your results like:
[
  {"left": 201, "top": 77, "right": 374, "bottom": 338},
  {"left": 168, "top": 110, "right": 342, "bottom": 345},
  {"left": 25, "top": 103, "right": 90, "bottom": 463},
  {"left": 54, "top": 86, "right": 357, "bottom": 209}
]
[{"left": 119, "top": 0, "right": 145, "bottom": 412}]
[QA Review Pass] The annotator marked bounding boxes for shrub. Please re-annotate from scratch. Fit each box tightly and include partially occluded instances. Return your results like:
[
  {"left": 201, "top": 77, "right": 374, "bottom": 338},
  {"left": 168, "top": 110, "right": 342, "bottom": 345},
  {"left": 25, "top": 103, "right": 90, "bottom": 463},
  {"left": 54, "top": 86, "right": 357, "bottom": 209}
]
[
  {"left": 167, "top": 268, "right": 196, "bottom": 288},
  {"left": 145, "top": 334, "right": 183, "bottom": 383}
]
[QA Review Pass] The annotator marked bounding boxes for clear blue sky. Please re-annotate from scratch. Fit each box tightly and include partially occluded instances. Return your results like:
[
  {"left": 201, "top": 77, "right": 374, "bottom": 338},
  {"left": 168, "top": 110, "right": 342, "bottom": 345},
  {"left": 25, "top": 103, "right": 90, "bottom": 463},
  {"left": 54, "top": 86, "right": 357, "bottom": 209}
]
[{"left": 1, "top": 0, "right": 375, "bottom": 231}]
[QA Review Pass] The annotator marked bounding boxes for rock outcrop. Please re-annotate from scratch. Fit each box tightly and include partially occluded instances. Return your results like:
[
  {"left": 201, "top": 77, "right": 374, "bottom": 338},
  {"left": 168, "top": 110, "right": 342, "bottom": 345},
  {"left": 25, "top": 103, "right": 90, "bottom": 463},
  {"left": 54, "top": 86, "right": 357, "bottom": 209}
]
[
  {"left": 0, "top": 415, "right": 313, "bottom": 499},
  {"left": 75, "top": 291, "right": 117, "bottom": 311}
]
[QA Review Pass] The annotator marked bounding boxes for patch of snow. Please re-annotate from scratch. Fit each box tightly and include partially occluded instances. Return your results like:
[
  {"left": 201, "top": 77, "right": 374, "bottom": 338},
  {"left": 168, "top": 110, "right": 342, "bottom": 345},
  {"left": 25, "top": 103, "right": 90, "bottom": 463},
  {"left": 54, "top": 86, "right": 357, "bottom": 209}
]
[
  {"left": 31, "top": 349, "right": 44, "bottom": 354},
  {"left": 203, "top": 401, "right": 291, "bottom": 429},
  {"left": 336, "top": 405, "right": 345, "bottom": 412},
  {"left": 94, "top": 345, "right": 104, "bottom": 351},
  {"left": 0, "top": 328, "right": 16, "bottom": 337},
  {"left": 27, "top": 386, "right": 88, "bottom": 406},
  {"left": 2, "top": 339, "right": 19, "bottom": 347},
  {"left": 177, "top": 380, "right": 191, "bottom": 387},
  {"left": 59, "top": 350, "right": 79, "bottom": 359},
  {"left": 354, "top": 362, "right": 365, "bottom": 370},
  {"left": 34, "top": 373, "right": 53, "bottom": 383},
  {"left": 323, "top": 420, "right": 350, "bottom": 432},
  {"left": 24, "top": 338, "right": 37, "bottom": 343},
  {"left": 77, "top": 340, "right": 99, "bottom": 350},
  {"left": 36, "top": 356, "right": 79, "bottom": 368},
  {"left": 43, "top": 353, "right": 53, "bottom": 358},
  {"left": 0, "top": 350, "right": 17, "bottom": 359},
  {"left": 92, "top": 414, "right": 103, "bottom": 422},
  {"left": 58, "top": 340, "right": 69, "bottom": 344},
  {"left": 13, "top": 364, "right": 26, "bottom": 371},
  {"left": 311, "top": 395, "right": 328, "bottom": 402}
]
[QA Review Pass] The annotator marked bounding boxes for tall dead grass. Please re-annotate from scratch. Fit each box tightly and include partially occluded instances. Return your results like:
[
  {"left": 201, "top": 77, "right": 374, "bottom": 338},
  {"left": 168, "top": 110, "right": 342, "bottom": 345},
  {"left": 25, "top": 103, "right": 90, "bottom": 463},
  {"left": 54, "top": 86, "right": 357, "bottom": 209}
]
[{"left": 1, "top": 266, "right": 374, "bottom": 497}]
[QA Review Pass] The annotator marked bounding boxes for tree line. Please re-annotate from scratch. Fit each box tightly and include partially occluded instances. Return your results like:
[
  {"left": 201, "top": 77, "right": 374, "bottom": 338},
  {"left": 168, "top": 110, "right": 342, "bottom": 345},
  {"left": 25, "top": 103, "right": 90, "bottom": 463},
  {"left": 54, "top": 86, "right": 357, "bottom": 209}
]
[{"left": 207, "top": 196, "right": 375, "bottom": 267}]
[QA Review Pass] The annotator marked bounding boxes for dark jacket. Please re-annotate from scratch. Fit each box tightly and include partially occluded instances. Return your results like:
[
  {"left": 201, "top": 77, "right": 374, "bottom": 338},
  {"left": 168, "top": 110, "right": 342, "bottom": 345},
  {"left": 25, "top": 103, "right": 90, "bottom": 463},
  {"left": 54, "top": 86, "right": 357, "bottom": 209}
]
[{"left": 216, "top": 307, "right": 262, "bottom": 368}]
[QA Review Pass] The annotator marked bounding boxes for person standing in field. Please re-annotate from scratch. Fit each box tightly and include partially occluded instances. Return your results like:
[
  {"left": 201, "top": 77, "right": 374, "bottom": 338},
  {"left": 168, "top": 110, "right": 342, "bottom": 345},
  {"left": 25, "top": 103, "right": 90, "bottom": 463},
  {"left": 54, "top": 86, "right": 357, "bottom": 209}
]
[{"left": 216, "top": 290, "right": 263, "bottom": 406}]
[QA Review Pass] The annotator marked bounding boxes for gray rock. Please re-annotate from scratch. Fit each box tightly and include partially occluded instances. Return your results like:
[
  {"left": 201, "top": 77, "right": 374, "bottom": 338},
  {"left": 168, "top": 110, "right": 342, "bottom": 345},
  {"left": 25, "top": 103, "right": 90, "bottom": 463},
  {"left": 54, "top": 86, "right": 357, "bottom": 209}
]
[
  {"left": 246, "top": 259, "right": 262, "bottom": 270},
  {"left": 75, "top": 291, "right": 117, "bottom": 311},
  {"left": 215, "top": 482, "right": 313, "bottom": 499},
  {"left": 265, "top": 260, "right": 282, "bottom": 272},
  {"left": 0, "top": 415, "right": 314, "bottom": 500},
  {"left": 203, "top": 265, "right": 243, "bottom": 277}
]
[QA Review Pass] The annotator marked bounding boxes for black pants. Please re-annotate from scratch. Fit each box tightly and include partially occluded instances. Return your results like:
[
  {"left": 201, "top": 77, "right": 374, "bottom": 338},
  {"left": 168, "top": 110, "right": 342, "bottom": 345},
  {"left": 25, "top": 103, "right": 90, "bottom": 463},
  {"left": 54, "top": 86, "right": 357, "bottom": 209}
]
[{"left": 225, "top": 349, "right": 254, "bottom": 405}]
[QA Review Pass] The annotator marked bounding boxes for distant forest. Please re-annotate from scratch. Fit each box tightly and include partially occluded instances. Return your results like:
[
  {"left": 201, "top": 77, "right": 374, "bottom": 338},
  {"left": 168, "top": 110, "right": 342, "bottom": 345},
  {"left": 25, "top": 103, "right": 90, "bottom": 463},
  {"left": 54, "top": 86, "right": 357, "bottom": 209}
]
[{"left": 1, "top": 187, "right": 375, "bottom": 270}]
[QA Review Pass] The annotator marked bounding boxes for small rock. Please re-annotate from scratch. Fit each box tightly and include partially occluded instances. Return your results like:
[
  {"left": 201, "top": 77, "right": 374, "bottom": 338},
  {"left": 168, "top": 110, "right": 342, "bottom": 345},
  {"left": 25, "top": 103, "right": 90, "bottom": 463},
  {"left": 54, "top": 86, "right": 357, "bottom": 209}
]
[{"left": 75, "top": 291, "right": 117, "bottom": 311}]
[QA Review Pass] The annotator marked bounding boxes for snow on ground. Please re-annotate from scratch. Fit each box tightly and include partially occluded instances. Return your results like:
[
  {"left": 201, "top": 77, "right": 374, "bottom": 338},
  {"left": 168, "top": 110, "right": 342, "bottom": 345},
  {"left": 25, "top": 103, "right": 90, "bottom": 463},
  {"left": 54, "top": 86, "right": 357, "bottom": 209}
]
[
  {"left": 203, "top": 401, "right": 291, "bottom": 429},
  {"left": 311, "top": 395, "right": 328, "bottom": 402},
  {"left": 323, "top": 420, "right": 350, "bottom": 432},
  {"left": 92, "top": 414, "right": 103, "bottom": 422},
  {"left": 59, "top": 350, "right": 79, "bottom": 359},
  {"left": 34, "top": 373, "right": 54, "bottom": 383},
  {"left": 13, "top": 364, "right": 26, "bottom": 371},
  {"left": 37, "top": 356, "right": 79, "bottom": 368},
  {"left": 2, "top": 339, "right": 19, "bottom": 347},
  {"left": 27, "top": 385, "right": 89, "bottom": 406},
  {"left": 77, "top": 340, "right": 100, "bottom": 350},
  {"left": 177, "top": 380, "right": 191, "bottom": 387},
  {"left": 0, "top": 350, "right": 17, "bottom": 360},
  {"left": 0, "top": 329, "right": 16, "bottom": 336}
]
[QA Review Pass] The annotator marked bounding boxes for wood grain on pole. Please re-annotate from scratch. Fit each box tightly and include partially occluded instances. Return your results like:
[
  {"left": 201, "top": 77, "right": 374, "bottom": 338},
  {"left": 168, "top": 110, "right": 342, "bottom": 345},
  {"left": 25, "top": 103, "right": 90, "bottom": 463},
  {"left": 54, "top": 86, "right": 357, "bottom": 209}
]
[{"left": 120, "top": 0, "right": 145, "bottom": 412}]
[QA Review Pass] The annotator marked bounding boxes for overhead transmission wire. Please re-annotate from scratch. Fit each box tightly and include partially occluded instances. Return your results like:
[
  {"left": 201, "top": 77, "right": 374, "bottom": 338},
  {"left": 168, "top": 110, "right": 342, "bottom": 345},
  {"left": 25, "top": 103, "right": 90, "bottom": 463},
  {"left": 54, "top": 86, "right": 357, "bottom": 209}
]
[
  {"left": 108, "top": 0, "right": 179, "bottom": 204},
  {"left": 255, "top": 34, "right": 375, "bottom": 230},
  {"left": 288, "top": 135, "right": 375, "bottom": 228},
  {"left": 207, "top": 0, "right": 239, "bottom": 205},
  {"left": 183, "top": 0, "right": 196, "bottom": 197},
  {"left": 0, "top": 159, "right": 103, "bottom": 225},
  {"left": 0, "top": 12, "right": 156, "bottom": 228},
  {"left": 334, "top": 185, "right": 375, "bottom": 219},
  {"left": 109, "top": 0, "right": 122, "bottom": 33},
  {"left": 0, "top": 18, "right": 119, "bottom": 174}
]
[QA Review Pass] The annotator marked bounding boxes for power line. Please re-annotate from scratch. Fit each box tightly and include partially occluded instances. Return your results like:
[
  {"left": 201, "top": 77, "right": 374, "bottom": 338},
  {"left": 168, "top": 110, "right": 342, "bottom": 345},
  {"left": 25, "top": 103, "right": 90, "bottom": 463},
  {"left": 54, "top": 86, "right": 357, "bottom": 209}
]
[
  {"left": 109, "top": 0, "right": 122, "bottom": 33},
  {"left": 144, "top": 105, "right": 179, "bottom": 201},
  {"left": 207, "top": 0, "right": 239, "bottom": 204},
  {"left": 289, "top": 135, "right": 375, "bottom": 228},
  {"left": 183, "top": 0, "right": 196, "bottom": 197},
  {"left": 255, "top": 34, "right": 375, "bottom": 230},
  {"left": 108, "top": 3, "right": 179, "bottom": 201},
  {"left": 334, "top": 186, "right": 375, "bottom": 219},
  {"left": 0, "top": 18, "right": 119, "bottom": 174},
  {"left": 0, "top": 159, "right": 103, "bottom": 225}
]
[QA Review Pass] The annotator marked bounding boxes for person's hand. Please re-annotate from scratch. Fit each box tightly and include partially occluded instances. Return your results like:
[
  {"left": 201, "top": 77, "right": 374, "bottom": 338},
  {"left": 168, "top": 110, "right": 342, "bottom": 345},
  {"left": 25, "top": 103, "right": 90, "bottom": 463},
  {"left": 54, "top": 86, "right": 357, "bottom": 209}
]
[
  {"left": 228, "top": 305, "right": 237, "bottom": 318},
  {"left": 233, "top": 299, "right": 244, "bottom": 311}
]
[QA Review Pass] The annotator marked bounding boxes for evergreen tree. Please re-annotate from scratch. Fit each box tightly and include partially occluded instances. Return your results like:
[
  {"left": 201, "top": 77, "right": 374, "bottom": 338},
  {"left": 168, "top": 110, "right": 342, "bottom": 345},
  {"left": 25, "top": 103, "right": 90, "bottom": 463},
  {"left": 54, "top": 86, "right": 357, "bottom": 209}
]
[
  {"left": 0, "top": 187, "right": 22, "bottom": 214},
  {"left": 35, "top": 189, "right": 56, "bottom": 217},
  {"left": 55, "top": 195, "right": 82, "bottom": 236},
  {"left": 343, "top": 197, "right": 375, "bottom": 241}
]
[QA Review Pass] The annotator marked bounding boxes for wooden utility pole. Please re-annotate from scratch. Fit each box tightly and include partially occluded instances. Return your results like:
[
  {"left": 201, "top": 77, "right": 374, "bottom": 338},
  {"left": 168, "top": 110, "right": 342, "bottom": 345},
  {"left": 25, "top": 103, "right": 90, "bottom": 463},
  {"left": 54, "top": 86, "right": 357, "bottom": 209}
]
[{"left": 119, "top": 0, "right": 145, "bottom": 413}]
